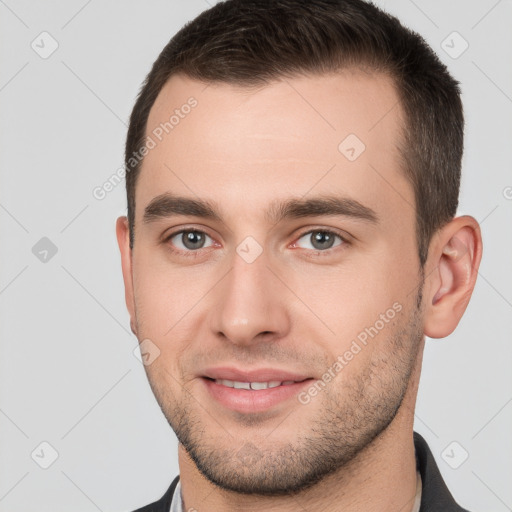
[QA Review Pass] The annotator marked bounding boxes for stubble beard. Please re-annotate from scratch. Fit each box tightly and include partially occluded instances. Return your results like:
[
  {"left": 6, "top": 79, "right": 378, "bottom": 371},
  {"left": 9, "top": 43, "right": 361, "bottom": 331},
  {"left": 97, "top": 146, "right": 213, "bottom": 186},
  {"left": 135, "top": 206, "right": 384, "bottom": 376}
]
[{"left": 146, "top": 287, "right": 425, "bottom": 496}]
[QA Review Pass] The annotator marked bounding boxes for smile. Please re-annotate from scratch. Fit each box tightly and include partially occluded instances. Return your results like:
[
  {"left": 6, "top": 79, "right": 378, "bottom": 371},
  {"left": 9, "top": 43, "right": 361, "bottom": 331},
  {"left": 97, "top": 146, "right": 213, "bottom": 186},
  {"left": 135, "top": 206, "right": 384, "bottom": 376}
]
[
  {"left": 214, "top": 379, "right": 299, "bottom": 390},
  {"left": 202, "top": 374, "right": 314, "bottom": 413}
]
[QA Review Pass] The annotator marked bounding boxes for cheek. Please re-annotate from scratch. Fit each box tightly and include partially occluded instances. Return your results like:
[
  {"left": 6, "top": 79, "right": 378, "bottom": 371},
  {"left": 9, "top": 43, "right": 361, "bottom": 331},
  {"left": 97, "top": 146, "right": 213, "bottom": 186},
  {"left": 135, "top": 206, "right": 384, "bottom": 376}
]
[
  {"left": 143, "top": 363, "right": 182, "bottom": 415},
  {"left": 302, "top": 257, "right": 404, "bottom": 319},
  {"left": 132, "top": 272, "right": 176, "bottom": 337},
  {"left": 131, "top": 256, "right": 189, "bottom": 338},
  {"left": 287, "top": 249, "right": 417, "bottom": 359}
]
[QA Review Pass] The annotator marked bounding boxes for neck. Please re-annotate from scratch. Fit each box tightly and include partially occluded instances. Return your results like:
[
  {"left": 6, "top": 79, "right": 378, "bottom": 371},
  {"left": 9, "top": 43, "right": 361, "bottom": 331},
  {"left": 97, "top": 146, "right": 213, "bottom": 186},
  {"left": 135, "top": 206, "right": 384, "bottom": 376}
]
[{"left": 179, "top": 341, "right": 424, "bottom": 512}]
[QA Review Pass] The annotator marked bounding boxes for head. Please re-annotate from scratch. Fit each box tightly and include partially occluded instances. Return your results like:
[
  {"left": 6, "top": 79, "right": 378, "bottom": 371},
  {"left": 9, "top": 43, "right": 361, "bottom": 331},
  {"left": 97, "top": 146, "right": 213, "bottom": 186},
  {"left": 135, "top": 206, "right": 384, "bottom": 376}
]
[{"left": 117, "top": 0, "right": 482, "bottom": 496}]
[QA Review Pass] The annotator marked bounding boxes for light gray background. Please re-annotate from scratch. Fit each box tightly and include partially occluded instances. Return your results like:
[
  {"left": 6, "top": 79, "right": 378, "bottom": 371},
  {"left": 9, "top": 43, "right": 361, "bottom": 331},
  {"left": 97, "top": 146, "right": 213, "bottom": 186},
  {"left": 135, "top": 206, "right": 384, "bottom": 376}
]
[{"left": 1, "top": 1, "right": 511, "bottom": 511}]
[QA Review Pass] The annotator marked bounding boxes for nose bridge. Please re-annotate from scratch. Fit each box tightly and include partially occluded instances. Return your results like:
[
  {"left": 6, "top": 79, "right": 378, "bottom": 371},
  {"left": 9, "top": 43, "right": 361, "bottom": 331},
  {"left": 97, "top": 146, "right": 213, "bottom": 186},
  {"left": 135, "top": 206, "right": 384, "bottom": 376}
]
[{"left": 209, "top": 246, "right": 290, "bottom": 345}]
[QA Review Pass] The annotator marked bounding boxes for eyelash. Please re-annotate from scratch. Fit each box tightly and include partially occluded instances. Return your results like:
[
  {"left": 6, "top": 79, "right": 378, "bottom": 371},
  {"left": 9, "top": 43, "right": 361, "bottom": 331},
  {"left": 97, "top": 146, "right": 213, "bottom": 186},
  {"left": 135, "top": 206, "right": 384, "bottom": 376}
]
[
  {"left": 163, "top": 227, "right": 350, "bottom": 259},
  {"left": 291, "top": 228, "right": 349, "bottom": 257}
]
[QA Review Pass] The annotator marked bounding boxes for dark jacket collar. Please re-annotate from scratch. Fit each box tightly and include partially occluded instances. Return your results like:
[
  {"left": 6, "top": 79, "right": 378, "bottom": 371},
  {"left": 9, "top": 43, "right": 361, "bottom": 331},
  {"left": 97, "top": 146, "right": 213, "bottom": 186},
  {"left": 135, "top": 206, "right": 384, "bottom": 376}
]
[
  {"left": 413, "top": 431, "right": 470, "bottom": 511},
  {"left": 132, "top": 431, "right": 471, "bottom": 511}
]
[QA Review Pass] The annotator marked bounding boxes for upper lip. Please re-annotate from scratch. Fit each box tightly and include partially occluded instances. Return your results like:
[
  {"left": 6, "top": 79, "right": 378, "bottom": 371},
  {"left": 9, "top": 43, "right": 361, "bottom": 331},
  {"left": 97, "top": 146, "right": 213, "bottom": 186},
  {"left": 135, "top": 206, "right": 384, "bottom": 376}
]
[{"left": 202, "top": 367, "right": 312, "bottom": 383}]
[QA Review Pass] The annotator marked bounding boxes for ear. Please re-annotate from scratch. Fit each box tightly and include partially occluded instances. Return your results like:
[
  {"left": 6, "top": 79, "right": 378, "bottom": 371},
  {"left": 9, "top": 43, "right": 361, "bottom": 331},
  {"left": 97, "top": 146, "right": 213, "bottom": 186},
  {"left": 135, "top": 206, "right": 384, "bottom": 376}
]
[
  {"left": 116, "top": 216, "right": 138, "bottom": 337},
  {"left": 423, "top": 215, "right": 483, "bottom": 339}
]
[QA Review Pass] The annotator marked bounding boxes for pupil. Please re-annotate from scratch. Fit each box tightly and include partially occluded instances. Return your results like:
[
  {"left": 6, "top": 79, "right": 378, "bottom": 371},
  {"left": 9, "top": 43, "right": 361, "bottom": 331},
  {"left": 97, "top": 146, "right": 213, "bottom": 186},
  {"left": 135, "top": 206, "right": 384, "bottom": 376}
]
[
  {"left": 183, "top": 231, "right": 204, "bottom": 249},
  {"left": 312, "top": 231, "right": 334, "bottom": 250}
]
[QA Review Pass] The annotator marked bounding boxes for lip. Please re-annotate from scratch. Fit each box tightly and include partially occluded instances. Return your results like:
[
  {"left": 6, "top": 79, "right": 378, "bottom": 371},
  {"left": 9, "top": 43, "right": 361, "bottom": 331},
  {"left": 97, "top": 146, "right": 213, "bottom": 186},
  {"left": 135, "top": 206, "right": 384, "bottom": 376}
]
[
  {"left": 202, "top": 367, "right": 311, "bottom": 383},
  {"left": 200, "top": 367, "right": 314, "bottom": 414}
]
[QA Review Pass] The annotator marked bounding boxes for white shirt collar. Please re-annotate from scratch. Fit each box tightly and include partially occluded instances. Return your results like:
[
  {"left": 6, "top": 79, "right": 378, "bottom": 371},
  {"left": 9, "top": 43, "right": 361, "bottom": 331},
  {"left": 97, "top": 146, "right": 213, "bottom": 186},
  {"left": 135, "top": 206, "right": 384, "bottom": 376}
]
[{"left": 169, "top": 480, "right": 183, "bottom": 512}]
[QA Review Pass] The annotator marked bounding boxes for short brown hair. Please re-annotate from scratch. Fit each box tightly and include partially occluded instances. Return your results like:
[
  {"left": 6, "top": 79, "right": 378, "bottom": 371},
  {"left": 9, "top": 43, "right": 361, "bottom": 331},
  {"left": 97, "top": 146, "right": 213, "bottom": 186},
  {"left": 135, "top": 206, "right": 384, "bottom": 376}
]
[{"left": 125, "top": 0, "right": 463, "bottom": 266}]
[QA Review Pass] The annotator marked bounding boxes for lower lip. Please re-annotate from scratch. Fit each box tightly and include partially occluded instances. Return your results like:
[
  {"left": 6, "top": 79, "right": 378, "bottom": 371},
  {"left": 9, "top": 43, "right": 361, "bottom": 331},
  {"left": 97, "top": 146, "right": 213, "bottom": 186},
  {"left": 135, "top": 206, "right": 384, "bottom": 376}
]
[{"left": 202, "top": 378, "right": 312, "bottom": 413}]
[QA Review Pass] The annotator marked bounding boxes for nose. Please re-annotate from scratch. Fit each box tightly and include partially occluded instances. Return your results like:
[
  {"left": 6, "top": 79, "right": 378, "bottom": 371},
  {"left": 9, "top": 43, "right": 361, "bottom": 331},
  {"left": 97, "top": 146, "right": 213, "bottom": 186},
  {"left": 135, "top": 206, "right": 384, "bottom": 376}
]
[{"left": 208, "top": 250, "right": 291, "bottom": 346}]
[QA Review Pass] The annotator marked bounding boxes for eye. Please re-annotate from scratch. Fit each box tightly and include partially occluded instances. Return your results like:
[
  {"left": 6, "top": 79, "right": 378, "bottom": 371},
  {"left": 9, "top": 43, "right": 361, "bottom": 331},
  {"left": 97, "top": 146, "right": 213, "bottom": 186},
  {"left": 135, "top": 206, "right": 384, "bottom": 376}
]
[
  {"left": 294, "top": 230, "right": 345, "bottom": 251},
  {"left": 168, "top": 230, "right": 214, "bottom": 251}
]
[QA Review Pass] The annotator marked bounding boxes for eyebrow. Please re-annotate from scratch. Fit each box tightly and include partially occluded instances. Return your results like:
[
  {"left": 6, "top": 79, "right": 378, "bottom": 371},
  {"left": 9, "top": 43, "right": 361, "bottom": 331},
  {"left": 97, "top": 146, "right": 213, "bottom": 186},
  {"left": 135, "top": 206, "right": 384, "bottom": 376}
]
[{"left": 142, "top": 193, "right": 378, "bottom": 225}]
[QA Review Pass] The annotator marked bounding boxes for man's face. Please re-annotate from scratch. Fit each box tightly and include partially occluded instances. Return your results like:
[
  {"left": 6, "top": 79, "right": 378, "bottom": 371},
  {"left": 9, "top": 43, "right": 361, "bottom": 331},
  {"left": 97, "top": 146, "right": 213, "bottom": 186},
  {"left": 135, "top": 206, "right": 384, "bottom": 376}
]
[{"left": 121, "top": 71, "right": 426, "bottom": 494}]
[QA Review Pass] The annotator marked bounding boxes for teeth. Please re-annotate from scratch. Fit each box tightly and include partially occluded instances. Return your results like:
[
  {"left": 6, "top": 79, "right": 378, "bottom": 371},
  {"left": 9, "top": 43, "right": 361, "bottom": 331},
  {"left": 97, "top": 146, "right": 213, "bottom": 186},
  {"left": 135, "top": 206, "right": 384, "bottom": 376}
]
[
  {"left": 214, "top": 379, "right": 297, "bottom": 390},
  {"left": 250, "top": 382, "right": 269, "bottom": 390},
  {"left": 233, "top": 381, "right": 251, "bottom": 390}
]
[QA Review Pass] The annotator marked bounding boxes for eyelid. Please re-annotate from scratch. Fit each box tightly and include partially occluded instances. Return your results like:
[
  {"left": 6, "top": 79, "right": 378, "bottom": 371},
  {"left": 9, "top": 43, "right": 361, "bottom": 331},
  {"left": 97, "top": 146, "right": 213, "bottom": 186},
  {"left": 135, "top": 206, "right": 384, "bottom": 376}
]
[
  {"left": 163, "top": 226, "right": 219, "bottom": 257},
  {"left": 291, "top": 227, "right": 351, "bottom": 246},
  {"left": 162, "top": 225, "right": 351, "bottom": 256},
  {"left": 162, "top": 224, "right": 216, "bottom": 242}
]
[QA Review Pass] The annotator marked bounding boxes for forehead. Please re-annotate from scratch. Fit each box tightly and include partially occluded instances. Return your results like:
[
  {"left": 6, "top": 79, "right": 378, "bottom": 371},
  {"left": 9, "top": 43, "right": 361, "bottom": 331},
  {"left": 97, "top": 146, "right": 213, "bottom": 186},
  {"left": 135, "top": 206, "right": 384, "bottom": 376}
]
[{"left": 137, "top": 71, "right": 412, "bottom": 224}]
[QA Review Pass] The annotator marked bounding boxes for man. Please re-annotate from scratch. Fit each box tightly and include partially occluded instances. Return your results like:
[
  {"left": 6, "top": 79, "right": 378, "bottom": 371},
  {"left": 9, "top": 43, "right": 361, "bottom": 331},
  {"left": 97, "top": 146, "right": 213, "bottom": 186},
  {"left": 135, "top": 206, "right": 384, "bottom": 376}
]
[{"left": 116, "top": 0, "right": 482, "bottom": 510}]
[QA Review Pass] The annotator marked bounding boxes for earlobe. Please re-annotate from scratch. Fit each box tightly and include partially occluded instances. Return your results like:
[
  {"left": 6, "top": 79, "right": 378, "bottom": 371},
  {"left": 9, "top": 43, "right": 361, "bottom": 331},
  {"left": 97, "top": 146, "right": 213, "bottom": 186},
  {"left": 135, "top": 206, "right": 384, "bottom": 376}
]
[
  {"left": 115, "top": 216, "right": 138, "bottom": 337},
  {"left": 424, "top": 216, "right": 482, "bottom": 339}
]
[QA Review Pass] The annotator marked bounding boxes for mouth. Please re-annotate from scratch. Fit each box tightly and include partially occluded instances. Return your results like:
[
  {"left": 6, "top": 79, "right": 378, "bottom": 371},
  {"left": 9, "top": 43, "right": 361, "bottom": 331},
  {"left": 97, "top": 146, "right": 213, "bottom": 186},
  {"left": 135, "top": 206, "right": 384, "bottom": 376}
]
[
  {"left": 211, "top": 379, "right": 301, "bottom": 390},
  {"left": 200, "top": 368, "right": 314, "bottom": 413}
]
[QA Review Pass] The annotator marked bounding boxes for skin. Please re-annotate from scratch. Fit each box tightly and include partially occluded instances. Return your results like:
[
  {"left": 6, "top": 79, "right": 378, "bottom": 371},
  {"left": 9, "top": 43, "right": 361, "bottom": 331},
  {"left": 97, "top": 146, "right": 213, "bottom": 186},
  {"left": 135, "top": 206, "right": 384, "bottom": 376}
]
[{"left": 116, "top": 71, "right": 482, "bottom": 511}]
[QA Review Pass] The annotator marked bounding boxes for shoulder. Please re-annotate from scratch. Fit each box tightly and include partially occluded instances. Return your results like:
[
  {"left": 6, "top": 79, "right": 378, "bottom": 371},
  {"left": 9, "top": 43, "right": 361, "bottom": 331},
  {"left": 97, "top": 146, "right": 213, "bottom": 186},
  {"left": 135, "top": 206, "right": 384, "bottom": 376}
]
[
  {"left": 130, "top": 475, "right": 180, "bottom": 512},
  {"left": 414, "top": 432, "right": 472, "bottom": 512}
]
